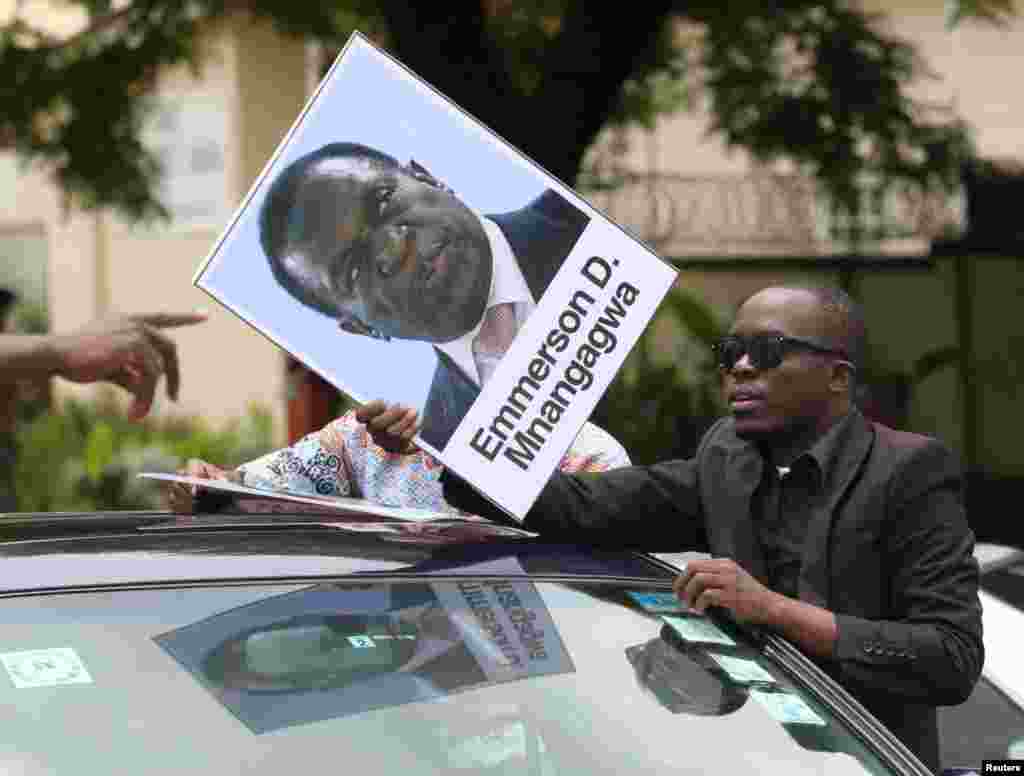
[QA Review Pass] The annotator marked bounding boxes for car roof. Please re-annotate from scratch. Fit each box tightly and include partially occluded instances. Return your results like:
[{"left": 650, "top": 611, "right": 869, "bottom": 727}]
[
  {"left": 0, "top": 511, "right": 676, "bottom": 595},
  {"left": 0, "top": 512, "right": 933, "bottom": 775},
  {"left": 974, "top": 542, "right": 1024, "bottom": 575},
  {"left": 978, "top": 588, "right": 1024, "bottom": 710},
  {"left": 971, "top": 542, "right": 1024, "bottom": 708}
]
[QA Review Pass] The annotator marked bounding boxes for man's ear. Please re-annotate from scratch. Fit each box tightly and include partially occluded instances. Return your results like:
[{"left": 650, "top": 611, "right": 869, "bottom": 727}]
[
  {"left": 337, "top": 315, "right": 390, "bottom": 341},
  {"left": 408, "top": 159, "right": 454, "bottom": 195},
  {"left": 829, "top": 361, "right": 855, "bottom": 394}
]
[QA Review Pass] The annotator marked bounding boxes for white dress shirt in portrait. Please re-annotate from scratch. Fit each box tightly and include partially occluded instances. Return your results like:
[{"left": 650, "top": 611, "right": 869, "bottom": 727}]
[{"left": 435, "top": 214, "right": 536, "bottom": 387}]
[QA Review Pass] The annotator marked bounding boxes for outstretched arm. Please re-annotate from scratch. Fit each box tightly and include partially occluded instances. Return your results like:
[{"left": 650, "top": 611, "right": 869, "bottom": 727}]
[
  {"left": 0, "top": 311, "right": 207, "bottom": 420},
  {"left": 358, "top": 401, "right": 707, "bottom": 550},
  {"left": 441, "top": 460, "right": 708, "bottom": 551}
]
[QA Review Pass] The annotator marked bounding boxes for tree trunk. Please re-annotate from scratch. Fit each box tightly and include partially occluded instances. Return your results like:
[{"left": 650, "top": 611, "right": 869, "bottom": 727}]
[{"left": 381, "top": 1, "right": 673, "bottom": 188}]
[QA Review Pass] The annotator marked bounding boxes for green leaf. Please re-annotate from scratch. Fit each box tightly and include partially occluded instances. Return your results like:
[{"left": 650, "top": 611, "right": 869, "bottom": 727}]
[
  {"left": 83, "top": 421, "right": 117, "bottom": 483},
  {"left": 945, "top": 0, "right": 1016, "bottom": 30}
]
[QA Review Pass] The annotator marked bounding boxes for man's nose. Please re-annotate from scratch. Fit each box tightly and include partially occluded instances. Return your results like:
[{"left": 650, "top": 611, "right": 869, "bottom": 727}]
[
  {"left": 373, "top": 225, "right": 413, "bottom": 278},
  {"left": 730, "top": 352, "right": 757, "bottom": 374}
]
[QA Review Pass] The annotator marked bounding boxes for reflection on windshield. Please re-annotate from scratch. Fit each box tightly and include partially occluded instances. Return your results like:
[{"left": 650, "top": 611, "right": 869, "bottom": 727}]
[
  {"left": 155, "top": 577, "right": 573, "bottom": 734},
  {"left": 626, "top": 628, "right": 749, "bottom": 716},
  {"left": 608, "top": 585, "right": 893, "bottom": 773},
  {"left": 0, "top": 580, "right": 909, "bottom": 775}
]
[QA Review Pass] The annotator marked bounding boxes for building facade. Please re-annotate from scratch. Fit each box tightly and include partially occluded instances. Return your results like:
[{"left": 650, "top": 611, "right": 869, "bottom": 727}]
[{"left": 1, "top": 4, "right": 1021, "bottom": 474}]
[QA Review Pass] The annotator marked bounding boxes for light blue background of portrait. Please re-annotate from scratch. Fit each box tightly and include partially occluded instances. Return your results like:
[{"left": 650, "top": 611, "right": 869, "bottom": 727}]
[{"left": 198, "top": 35, "right": 581, "bottom": 410}]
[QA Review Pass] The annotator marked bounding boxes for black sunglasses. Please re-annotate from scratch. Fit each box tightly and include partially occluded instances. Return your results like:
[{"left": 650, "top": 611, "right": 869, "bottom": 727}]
[{"left": 714, "top": 334, "right": 853, "bottom": 371}]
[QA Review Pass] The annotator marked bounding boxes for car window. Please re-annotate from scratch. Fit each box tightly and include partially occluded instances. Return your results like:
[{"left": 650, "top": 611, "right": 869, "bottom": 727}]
[
  {"left": 944, "top": 559, "right": 1024, "bottom": 770},
  {"left": 979, "top": 561, "right": 1024, "bottom": 611},
  {"left": 940, "top": 676, "right": 1024, "bottom": 770},
  {"left": 0, "top": 579, "right": 902, "bottom": 775}
]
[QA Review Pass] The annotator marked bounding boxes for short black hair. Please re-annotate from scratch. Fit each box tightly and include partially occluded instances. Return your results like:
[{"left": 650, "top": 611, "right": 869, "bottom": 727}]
[
  {"left": 800, "top": 284, "right": 866, "bottom": 369},
  {"left": 258, "top": 142, "right": 400, "bottom": 315},
  {"left": 740, "top": 283, "right": 866, "bottom": 369}
]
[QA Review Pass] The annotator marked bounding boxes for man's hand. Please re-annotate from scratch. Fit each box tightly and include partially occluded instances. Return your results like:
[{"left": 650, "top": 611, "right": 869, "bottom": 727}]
[
  {"left": 166, "top": 458, "right": 240, "bottom": 513},
  {"left": 673, "top": 558, "right": 781, "bottom": 625},
  {"left": 54, "top": 311, "right": 207, "bottom": 420},
  {"left": 355, "top": 400, "right": 420, "bottom": 454},
  {"left": 675, "top": 557, "right": 838, "bottom": 659}
]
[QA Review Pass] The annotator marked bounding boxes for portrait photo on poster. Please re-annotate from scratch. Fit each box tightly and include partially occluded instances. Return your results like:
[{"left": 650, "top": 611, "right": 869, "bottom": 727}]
[{"left": 193, "top": 33, "right": 677, "bottom": 520}]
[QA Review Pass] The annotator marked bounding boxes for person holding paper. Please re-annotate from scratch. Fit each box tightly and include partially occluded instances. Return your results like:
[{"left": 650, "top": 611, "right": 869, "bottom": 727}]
[
  {"left": 431, "top": 283, "right": 982, "bottom": 774},
  {"left": 258, "top": 142, "right": 589, "bottom": 451},
  {"left": 165, "top": 409, "right": 629, "bottom": 514}
]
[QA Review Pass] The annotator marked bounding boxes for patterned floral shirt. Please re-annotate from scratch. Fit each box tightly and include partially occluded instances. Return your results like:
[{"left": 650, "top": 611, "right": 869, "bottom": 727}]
[{"left": 238, "top": 410, "right": 631, "bottom": 515}]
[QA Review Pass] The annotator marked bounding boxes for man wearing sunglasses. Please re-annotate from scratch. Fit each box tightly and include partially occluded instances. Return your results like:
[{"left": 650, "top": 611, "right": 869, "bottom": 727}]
[{"left": 432, "top": 283, "right": 981, "bottom": 773}]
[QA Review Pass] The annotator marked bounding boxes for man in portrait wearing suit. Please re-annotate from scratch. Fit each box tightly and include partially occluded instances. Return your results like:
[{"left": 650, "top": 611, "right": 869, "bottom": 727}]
[
  {"left": 259, "top": 142, "right": 589, "bottom": 451},
  {"left": 200, "top": 584, "right": 487, "bottom": 699},
  {"left": 189, "top": 580, "right": 569, "bottom": 734},
  {"left": 438, "top": 284, "right": 983, "bottom": 773}
]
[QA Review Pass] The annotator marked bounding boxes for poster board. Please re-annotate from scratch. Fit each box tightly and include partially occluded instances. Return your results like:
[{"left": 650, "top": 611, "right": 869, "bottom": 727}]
[{"left": 192, "top": 32, "right": 677, "bottom": 520}]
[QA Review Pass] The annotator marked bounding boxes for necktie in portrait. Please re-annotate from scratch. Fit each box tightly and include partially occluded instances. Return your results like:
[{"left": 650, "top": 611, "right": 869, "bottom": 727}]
[{"left": 471, "top": 302, "right": 520, "bottom": 386}]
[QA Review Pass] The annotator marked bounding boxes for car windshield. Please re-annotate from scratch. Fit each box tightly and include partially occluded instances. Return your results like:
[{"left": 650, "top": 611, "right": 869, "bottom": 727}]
[
  {"left": 0, "top": 573, "right": 899, "bottom": 775},
  {"left": 942, "top": 548, "right": 1024, "bottom": 768}
]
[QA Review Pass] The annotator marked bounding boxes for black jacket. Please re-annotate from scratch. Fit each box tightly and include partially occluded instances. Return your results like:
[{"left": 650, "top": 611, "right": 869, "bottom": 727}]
[{"left": 443, "top": 410, "right": 984, "bottom": 772}]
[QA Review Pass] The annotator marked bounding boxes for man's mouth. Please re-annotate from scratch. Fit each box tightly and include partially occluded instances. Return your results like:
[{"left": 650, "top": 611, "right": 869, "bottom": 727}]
[
  {"left": 728, "top": 387, "right": 766, "bottom": 413},
  {"left": 421, "top": 236, "right": 452, "bottom": 289}
]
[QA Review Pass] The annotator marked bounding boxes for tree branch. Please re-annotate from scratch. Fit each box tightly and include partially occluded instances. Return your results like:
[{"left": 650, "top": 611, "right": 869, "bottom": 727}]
[
  {"left": 15, "top": 4, "right": 135, "bottom": 51},
  {"left": 532, "top": 0, "right": 675, "bottom": 182},
  {"left": 378, "top": 0, "right": 524, "bottom": 142}
]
